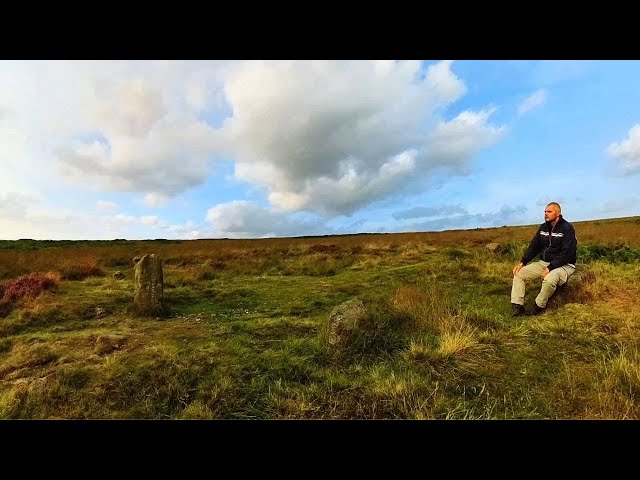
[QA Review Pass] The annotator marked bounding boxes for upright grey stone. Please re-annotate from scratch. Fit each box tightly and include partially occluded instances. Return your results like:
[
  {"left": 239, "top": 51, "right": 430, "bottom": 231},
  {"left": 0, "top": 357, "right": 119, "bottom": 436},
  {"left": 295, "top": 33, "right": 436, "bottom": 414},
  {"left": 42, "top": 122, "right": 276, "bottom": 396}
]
[
  {"left": 328, "top": 299, "right": 369, "bottom": 347},
  {"left": 133, "top": 254, "right": 164, "bottom": 313}
]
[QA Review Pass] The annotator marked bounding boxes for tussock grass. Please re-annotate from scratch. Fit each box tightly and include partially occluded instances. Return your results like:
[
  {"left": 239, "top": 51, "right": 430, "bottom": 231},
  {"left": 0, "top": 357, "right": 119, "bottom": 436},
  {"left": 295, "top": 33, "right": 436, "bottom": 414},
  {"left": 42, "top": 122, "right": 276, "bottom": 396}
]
[
  {"left": 438, "top": 323, "right": 482, "bottom": 358},
  {"left": 405, "top": 338, "right": 436, "bottom": 362},
  {"left": 596, "top": 347, "right": 640, "bottom": 410},
  {"left": 178, "top": 401, "right": 217, "bottom": 419},
  {"left": 60, "top": 262, "right": 106, "bottom": 281},
  {"left": 393, "top": 284, "right": 457, "bottom": 332}
]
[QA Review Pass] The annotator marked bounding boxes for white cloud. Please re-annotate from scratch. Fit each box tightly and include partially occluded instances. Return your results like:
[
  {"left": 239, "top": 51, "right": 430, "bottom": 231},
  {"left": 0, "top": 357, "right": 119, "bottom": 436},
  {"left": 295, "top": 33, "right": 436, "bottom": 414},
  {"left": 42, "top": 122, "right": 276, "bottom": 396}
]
[
  {"left": 0, "top": 192, "right": 33, "bottom": 219},
  {"left": 425, "top": 109, "right": 505, "bottom": 167},
  {"left": 140, "top": 215, "right": 201, "bottom": 239},
  {"left": 263, "top": 150, "right": 418, "bottom": 215},
  {"left": 1, "top": 61, "right": 226, "bottom": 201},
  {"left": 0, "top": 60, "right": 509, "bottom": 239},
  {"left": 97, "top": 200, "right": 119, "bottom": 212},
  {"left": 141, "top": 215, "right": 161, "bottom": 226},
  {"left": 0, "top": 207, "right": 137, "bottom": 240},
  {"left": 206, "top": 200, "right": 325, "bottom": 238},
  {"left": 606, "top": 124, "right": 640, "bottom": 174},
  {"left": 57, "top": 113, "right": 217, "bottom": 196},
  {"left": 143, "top": 193, "right": 170, "bottom": 208},
  {"left": 103, "top": 214, "right": 136, "bottom": 233},
  {"left": 94, "top": 77, "right": 167, "bottom": 137},
  {"left": 218, "top": 60, "right": 503, "bottom": 215},
  {"left": 518, "top": 89, "right": 547, "bottom": 116}
]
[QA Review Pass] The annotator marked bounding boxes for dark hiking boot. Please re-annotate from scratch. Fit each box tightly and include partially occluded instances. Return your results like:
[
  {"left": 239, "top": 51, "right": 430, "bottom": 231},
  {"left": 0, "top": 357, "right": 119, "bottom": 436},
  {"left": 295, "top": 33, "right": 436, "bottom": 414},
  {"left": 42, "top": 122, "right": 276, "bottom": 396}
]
[
  {"left": 511, "top": 303, "right": 526, "bottom": 317},
  {"left": 530, "top": 304, "right": 546, "bottom": 316}
]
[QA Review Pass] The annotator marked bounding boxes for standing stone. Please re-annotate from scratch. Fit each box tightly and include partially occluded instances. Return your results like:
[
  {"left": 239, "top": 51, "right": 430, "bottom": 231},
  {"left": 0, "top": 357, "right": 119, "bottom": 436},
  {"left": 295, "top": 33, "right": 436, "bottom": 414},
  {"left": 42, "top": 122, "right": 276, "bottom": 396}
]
[
  {"left": 133, "top": 254, "right": 164, "bottom": 313},
  {"left": 327, "top": 299, "right": 369, "bottom": 347}
]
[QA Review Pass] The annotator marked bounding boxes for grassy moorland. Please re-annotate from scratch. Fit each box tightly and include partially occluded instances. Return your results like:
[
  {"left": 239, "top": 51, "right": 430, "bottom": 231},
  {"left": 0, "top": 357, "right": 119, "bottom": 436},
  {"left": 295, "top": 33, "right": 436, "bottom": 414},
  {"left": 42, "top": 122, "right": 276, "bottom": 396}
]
[{"left": 0, "top": 216, "right": 639, "bottom": 419}]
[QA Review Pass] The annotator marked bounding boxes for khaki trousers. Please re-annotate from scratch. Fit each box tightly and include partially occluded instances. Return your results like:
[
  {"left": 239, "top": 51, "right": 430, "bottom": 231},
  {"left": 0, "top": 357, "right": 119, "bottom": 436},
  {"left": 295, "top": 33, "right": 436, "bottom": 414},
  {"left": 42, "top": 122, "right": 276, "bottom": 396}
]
[{"left": 511, "top": 260, "right": 576, "bottom": 308}]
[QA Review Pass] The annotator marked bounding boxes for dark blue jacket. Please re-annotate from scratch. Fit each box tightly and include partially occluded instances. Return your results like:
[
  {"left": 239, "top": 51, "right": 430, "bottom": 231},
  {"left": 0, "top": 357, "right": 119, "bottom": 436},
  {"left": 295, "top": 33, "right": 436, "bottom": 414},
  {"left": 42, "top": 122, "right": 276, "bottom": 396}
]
[{"left": 521, "top": 215, "right": 577, "bottom": 271}]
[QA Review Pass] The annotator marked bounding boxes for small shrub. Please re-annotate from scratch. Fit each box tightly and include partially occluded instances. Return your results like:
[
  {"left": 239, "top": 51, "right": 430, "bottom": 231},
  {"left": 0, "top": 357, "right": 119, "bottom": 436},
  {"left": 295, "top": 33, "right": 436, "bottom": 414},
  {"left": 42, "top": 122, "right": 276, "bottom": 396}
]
[
  {"left": 2, "top": 272, "right": 60, "bottom": 303},
  {"left": 60, "top": 263, "right": 106, "bottom": 281},
  {"left": 578, "top": 243, "right": 640, "bottom": 263},
  {"left": 499, "top": 240, "right": 527, "bottom": 259}
]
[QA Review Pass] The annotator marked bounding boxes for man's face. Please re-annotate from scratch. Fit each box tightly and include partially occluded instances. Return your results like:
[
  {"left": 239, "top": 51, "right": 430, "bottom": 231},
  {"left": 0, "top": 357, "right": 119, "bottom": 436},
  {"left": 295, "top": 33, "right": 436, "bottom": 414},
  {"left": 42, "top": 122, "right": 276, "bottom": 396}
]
[{"left": 544, "top": 205, "right": 560, "bottom": 223}]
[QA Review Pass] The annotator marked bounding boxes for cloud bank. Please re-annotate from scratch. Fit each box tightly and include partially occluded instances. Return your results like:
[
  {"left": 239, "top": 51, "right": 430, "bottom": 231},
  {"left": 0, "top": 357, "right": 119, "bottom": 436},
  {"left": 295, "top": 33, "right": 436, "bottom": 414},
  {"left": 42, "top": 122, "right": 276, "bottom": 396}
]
[{"left": 607, "top": 124, "right": 640, "bottom": 174}]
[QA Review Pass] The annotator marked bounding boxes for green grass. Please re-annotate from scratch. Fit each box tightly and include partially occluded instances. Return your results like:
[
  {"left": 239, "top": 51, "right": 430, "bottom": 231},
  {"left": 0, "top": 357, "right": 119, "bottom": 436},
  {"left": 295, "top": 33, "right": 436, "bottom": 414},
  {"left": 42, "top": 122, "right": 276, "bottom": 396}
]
[{"left": 1, "top": 217, "right": 640, "bottom": 418}]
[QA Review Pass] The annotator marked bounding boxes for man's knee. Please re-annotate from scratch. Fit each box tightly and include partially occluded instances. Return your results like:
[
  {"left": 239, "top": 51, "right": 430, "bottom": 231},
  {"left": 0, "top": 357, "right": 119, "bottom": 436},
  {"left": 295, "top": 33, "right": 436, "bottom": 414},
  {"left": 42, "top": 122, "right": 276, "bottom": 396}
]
[{"left": 542, "top": 274, "right": 560, "bottom": 287}]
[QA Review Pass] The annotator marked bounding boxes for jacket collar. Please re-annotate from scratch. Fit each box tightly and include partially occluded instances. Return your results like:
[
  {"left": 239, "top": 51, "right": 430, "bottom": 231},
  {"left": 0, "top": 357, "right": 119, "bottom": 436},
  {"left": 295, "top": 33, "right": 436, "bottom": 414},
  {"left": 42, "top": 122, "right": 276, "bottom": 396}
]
[{"left": 546, "top": 215, "right": 563, "bottom": 228}]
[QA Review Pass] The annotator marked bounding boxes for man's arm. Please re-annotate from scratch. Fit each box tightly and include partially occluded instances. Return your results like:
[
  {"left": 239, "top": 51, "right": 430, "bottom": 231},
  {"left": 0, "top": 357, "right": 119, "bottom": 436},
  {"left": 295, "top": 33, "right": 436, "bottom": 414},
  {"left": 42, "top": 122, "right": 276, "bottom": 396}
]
[
  {"left": 520, "top": 228, "right": 542, "bottom": 266},
  {"left": 548, "top": 224, "right": 577, "bottom": 271}
]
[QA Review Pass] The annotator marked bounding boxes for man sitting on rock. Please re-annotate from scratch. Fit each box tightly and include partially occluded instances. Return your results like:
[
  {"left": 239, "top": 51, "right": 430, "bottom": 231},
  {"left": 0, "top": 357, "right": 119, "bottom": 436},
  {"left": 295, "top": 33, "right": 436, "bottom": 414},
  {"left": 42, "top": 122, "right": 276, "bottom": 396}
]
[{"left": 511, "top": 202, "right": 578, "bottom": 316}]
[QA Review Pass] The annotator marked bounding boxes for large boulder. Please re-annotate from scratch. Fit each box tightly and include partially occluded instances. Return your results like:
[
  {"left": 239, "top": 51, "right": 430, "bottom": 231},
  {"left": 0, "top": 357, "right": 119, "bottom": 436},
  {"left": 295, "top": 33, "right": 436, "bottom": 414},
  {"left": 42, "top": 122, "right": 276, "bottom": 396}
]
[
  {"left": 328, "top": 299, "right": 369, "bottom": 347},
  {"left": 133, "top": 254, "right": 164, "bottom": 313}
]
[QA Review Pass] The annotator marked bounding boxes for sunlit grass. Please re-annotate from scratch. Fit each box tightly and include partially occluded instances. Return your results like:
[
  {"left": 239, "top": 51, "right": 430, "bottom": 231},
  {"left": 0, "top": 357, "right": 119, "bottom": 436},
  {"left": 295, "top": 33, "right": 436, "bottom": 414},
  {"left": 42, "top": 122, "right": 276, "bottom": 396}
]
[{"left": 0, "top": 216, "right": 639, "bottom": 418}]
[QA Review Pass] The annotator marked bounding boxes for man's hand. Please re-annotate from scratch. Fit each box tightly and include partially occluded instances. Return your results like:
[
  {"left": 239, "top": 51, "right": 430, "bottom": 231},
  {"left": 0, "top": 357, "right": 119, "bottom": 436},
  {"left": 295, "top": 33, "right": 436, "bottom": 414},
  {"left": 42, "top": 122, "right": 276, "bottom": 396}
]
[
  {"left": 541, "top": 267, "right": 550, "bottom": 279},
  {"left": 513, "top": 262, "right": 523, "bottom": 276}
]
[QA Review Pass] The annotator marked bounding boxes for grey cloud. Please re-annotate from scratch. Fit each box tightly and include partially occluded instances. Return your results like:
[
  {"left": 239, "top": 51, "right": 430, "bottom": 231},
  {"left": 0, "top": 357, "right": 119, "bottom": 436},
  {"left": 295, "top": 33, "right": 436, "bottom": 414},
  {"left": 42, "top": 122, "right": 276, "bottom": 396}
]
[
  {"left": 206, "top": 201, "right": 327, "bottom": 238},
  {"left": 219, "top": 61, "right": 505, "bottom": 216},
  {"left": 7, "top": 61, "right": 507, "bottom": 217},
  {"left": 57, "top": 114, "right": 217, "bottom": 196},
  {"left": 403, "top": 204, "right": 528, "bottom": 232},
  {"left": 393, "top": 204, "right": 467, "bottom": 220}
]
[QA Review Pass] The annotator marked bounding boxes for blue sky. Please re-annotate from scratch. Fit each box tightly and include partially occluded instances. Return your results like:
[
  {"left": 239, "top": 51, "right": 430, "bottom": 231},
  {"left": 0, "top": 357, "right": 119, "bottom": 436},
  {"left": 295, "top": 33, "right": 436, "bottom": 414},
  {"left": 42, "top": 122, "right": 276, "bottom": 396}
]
[{"left": 0, "top": 60, "right": 638, "bottom": 240}]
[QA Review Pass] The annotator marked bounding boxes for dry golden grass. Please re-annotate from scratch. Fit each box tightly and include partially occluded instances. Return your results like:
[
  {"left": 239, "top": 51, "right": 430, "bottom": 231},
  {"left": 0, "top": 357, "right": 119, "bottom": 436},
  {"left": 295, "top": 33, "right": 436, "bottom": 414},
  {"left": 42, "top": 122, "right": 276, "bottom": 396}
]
[
  {"left": 393, "top": 285, "right": 457, "bottom": 332},
  {"left": 178, "top": 401, "right": 217, "bottom": 419},
  {"left": 405, "top": 339, "right": 433, "bottom": 362},
  {"left": 437, "top": 323, "right": 482, "bottom": 358},
  {"left": 588, "top": 346, "right": 640, "bottom": 419},
  {"left": 1, "top": 216, "right": 638, "bottom": 281}
]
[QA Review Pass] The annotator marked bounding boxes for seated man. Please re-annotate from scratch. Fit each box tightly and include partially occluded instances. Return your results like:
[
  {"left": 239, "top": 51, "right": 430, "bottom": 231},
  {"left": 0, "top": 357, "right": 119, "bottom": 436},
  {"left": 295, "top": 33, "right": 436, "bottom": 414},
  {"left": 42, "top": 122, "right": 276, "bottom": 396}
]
[{"left": 511, "top": 202, "right": 577, "bottom": 316}]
